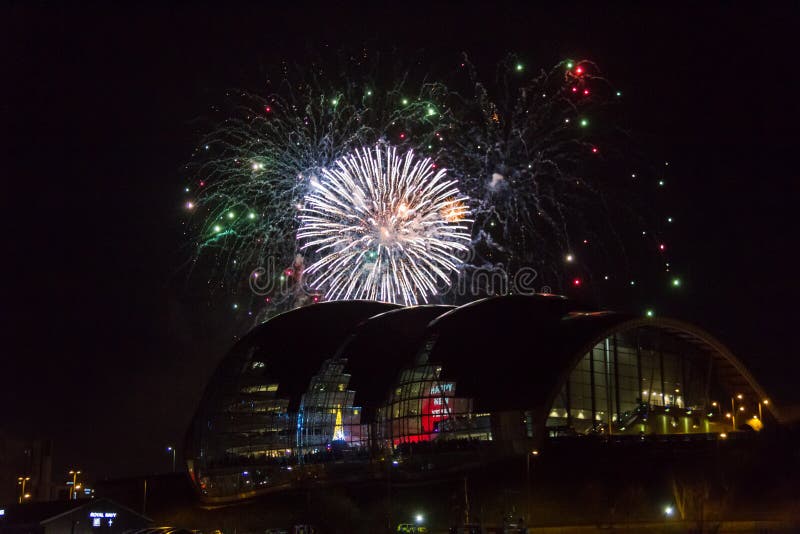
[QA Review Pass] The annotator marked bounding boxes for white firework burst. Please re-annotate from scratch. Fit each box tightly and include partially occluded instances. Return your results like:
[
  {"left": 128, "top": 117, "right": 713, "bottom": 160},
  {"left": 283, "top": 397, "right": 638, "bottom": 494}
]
[{"left": 298, "top": 145, "right": 472, "bottom": 305}]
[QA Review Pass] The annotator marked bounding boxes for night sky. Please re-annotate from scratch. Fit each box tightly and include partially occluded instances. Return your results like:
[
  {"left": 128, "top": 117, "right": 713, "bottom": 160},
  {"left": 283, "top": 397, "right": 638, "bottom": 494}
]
[{"left": 2, "top": 5, "right": 799, "bottom": 486}]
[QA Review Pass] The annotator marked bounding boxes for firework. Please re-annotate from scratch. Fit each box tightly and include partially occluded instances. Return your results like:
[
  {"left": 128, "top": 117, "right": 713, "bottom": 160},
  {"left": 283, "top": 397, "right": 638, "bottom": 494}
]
[
  {"left": 441, "top": 56, "right": 650, "bottom": 288},
  {"left": 185, "top": 54, "right": 671, "bottom": 315},
  {"left": 183, "top": 58, "right": 454, "bottom": 311},
  {"left": 298, "top": 145, "right": 471, "bottom": 305}
]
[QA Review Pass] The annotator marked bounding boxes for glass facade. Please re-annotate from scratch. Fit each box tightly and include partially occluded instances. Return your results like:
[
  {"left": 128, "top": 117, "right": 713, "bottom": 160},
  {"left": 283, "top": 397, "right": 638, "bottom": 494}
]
[
  {"left": 187, "top": 302, "right": 771, "bottom": 501},
  {"left": 546, "top": 327, "right": 732, "bottom": 437}
]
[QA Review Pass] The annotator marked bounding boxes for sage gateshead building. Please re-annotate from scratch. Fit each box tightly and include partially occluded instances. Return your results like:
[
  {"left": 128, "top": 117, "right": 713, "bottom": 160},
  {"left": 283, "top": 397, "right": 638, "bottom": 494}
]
[{"left": 185, "top": 295, "right": 780, "bottom": 502}]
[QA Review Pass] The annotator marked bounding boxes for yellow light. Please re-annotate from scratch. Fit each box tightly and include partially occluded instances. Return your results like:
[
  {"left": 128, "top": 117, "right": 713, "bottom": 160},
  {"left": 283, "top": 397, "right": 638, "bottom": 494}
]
[
  {"left": 711, "top": 402, "right": 718, "bottom": 407},
  {"left": 739, "top": 406, "right": 745, "bottom": 412},
  {"left": 719, "top": 433, "right": 728, "bottom": 439},
  {"left": 725, "top": 413, "right": 731, "bottom": 418},
  {"left": 531, "top": 449, "right": 539, "bottom": 456},
  {"left": 736, "top": 394, "right": 743, "bottom": 400},
  {"left": 440, "top": 198, "right": 467, "bottom": 223},
  {"left": 763, "top": 399, "right": 769, "bottom": 405}
]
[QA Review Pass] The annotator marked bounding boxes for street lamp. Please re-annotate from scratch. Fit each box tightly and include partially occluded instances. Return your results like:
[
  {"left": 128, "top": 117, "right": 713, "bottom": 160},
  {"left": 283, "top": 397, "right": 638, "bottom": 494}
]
[
  {"left": 166, "top": 446, "right": 176, "bottom": 472},
  {"left": 526, "top": 449, "right": 539, "bottom": 523},
  {"left": 17, "top": 476, "right": 31, "bottom": 504},
  {"left": 69, "top": 470, "right": 81, "bottom": 500},
  {"left": 664, "top": 505, "right": 674, "bottom": 519},
  {"left": 759, "top": 399, "right": 769, "bottom": 421},
  {"left": 415, "top": 513, "right": 424, "bottom": 524}
]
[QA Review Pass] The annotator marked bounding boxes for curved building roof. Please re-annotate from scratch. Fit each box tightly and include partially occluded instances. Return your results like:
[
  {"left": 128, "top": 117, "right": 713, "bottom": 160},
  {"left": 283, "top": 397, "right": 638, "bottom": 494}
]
[
  {"left": 198, "top": 300, "right": 399, "bottom": 411},
  {"left": 334, "top": 304, "right": 454, "bottom": 417},
  {"left": 419, "top": 295, "right": 780, "bottom": 421}
]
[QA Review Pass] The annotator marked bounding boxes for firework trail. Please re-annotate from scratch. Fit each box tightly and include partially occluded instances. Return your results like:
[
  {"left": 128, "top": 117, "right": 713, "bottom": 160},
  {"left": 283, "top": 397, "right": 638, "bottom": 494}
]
[
  {"left": 298, "top": 145, "right": 471, "bottom": 305},
  {"left": 184, "top": 53, "right": 667, "bottom": 315}
]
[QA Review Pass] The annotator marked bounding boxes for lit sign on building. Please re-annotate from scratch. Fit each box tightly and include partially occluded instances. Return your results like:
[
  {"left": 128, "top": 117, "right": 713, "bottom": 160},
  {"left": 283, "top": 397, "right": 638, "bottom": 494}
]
[{"left": 89, "top": 512, "right": 117, "bottom": 528}]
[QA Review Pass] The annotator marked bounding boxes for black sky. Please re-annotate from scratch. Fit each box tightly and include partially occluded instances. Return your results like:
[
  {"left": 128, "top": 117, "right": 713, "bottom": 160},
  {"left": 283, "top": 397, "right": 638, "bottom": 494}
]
[{"left": 2, "top": 4, "right": 799, "bottom": 486}]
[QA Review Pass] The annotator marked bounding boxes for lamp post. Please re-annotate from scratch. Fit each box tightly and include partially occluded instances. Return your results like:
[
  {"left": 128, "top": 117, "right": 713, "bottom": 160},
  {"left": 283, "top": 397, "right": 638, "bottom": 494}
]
[
  {"left": 68, "top": 470, "right": 81, "bottom": 500},
  {"left": 166, "top": 446, "right": 176, "bottom": 472},
  {"left": 17, "top": 477, "right": 30, "bottom": 504},
  {"left": 526, "top": 449, "right": 539, "bottom": 523}
]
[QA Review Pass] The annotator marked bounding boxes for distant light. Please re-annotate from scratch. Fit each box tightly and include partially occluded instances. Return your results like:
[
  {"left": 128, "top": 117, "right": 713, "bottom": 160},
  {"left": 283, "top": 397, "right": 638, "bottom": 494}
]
[
  {"left": 232, "top": 303, "right": 238, "bottom": 310},
  {"left": 185, "top": 201, "right": 194, "bottom": 210},
  {"left": 719, "top": 432, "right": 728, "bottom": 439},
  {"left": 630, "top": 280, "right": 636, "bottom": 286},
  {"left": 763, "top": 399, "right": 769, "bottom": 405},
  {"left": 658, "top": 179, "right": 665, "bottom": 186},
  {"left": 672, "top": 278, "right": 681, "bottom": 287},
  {"left": 242, "top": 471, "right": 249, "bottom": 476},
  {"left": 167, "top": 446, "right": 173, "bottom": 451},
  {"left": 392, "top": 460, "right": 399, "bottom": 465},
  {"left": 575, "top": 66, "right": 584, "bottom": 74},
  {"left": 331, "top": 98, "right": 338, "bottom": 106},
  {"left": 659, "top": 243, "right": 666, "bottom": 251},
  {"left": 366, "top": 90, "right": 372, "bottom": 96},
  {"left": 573, "top": 278, "right": 582, "bottom": 287},
  {"left": 248, "top": 212, "right": 256, "bottom": 219},
  {"left": 566, "top": 61, "right": 574, "bottom": 69},
  {"left": 531, "top": 449, "right": 539, "bottom": 455},
  {"left": 213, "top": 225, "right": 222, "bottom": 233},
  {"left": 580, "top": 118, "right": 589, "bottom": 127},
  {"left": 565, "top": 254, "right": 574, "bottom": 262},
  {"left": 515, "top": 63, "right": 524, "bottom": 72},
  {"left": 664, "top": 506, "right": 674, "bottom": 516},
  {"left": 645, "top": 309, "right": 655, "bottom": 318},
  {"left": 737, "top": 393, "right": 743, "bottom": 400},
  {"left": 402, "top": 98, "right": 409, "bottom": 105},
  {"left": 615, "top": 90, "right": 622, "bottom": 97},
  {"left": 667, "top": 216, "right": 673, "bottom": 223},
  {"left": 227, "top": 212, "right": 235, "bottom": 219},
  {"left": 415, "top": 514, "right": 424, "bottom": 524}
]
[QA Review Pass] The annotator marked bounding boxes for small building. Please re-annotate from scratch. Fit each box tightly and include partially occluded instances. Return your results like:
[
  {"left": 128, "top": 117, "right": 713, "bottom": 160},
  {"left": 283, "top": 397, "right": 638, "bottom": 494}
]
[{"left": 0, "top": 497, "right": 152, "bottom": 533}]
